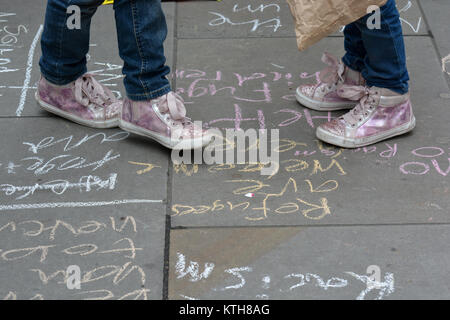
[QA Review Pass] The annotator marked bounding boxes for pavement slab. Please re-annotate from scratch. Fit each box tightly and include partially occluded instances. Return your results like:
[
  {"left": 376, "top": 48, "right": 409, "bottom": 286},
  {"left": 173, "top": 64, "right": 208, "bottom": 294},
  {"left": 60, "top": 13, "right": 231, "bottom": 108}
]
[
  {"left": 176, "top": 0, "right": 427, "bottom": 39},
  {"left": 0, "top": 117, "right": 169, "bottom": 300},
  {"left": 0, "top": 203, "right": 167, "bottom": 300},
  {"left": 0, "top": 117, "right": 170, "bottom": 204},
  {"left": 169, "top": 224, "right": 450, "bottom": 300},
  {"left": 419, "top": 0, "right": 450, "bottom": 84},
  {"left": 171, "top": 36, "right": 450, "bottom": 227}
]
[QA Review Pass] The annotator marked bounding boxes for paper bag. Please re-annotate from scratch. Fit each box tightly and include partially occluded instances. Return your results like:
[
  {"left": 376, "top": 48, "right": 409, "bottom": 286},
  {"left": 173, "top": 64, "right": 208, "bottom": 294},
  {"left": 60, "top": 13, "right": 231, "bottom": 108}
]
[{"left": 287, "top": 0, "right": 388, "bottom": 51}]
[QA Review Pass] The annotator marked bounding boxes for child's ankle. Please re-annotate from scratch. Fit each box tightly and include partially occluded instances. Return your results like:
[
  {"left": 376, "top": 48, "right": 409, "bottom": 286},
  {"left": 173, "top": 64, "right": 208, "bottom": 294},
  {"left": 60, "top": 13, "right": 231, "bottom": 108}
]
[{"left": 344, "top": 66, "right": 363, "bottom": 85}]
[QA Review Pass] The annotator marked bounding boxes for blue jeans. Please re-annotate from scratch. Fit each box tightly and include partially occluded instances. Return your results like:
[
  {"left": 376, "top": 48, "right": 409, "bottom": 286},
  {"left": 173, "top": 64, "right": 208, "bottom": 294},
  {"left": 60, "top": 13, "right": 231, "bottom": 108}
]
[
  {"left": 342, "top": 0, "right": 409, "bottom": 94},
  {"left": 39, "top": 0, "right": 171, "bottom": 100}
]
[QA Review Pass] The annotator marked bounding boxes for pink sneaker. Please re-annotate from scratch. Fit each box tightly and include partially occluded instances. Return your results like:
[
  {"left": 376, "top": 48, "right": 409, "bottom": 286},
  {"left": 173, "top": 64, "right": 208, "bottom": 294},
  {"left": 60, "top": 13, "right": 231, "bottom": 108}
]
[
  {"left": 316, "top": 85, "right": 416, "bottom": 148},
  {"left": 296, "top": 52, "right": 365, "bottom": 111},
  {"left": 35, "top": 74, "right": 121, "bottom": 128},
  {"left": 119, "top": 92, "right": 213, "bottom": 150}
]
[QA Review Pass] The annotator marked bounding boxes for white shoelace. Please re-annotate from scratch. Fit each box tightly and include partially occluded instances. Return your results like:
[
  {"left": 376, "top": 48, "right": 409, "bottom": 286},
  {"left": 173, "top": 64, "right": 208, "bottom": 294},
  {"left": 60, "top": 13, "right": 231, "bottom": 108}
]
[
  {"left": 74, "top": 74, "right": 121, "bottom": 119},
  {"left": 337, "top": 85, "right": 379, "bottom": 126}
]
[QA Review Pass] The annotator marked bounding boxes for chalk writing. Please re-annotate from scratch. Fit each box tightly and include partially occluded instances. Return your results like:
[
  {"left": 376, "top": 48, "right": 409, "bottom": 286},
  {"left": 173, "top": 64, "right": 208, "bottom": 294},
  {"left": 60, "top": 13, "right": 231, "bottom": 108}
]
[
  {"left": 0, "top": 12, "right": 27, "bottom": 74},
  {"left": 398, "top": 1, "right": 422, "bottom": 34},
  {"left": 0, "top": 173, "right": 117, "bottom": 200},
  {"left": 173, "top": 253, "right": 395, "bottom": 300},
  {"left": 400, "top": 146, "right": 450, "bottom": 176},
  {"left": 172, "top": 175, "right": 339, "bottom": 222},
  {"left": 208, "top": 3, "right": 282, "bottom": 33},
  {"left": 0, "top": 214, "right": 155, "bottom": 300}
]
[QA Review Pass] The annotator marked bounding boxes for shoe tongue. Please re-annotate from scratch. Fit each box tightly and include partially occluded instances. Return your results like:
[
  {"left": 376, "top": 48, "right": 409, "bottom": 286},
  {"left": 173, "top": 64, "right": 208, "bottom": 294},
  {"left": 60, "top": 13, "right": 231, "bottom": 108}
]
[
  {"left": 76, "top": 74, "right": 114, "bottom": 107},
  {"left": 158, "top": 92, "right": 187, "bottom": 121},
  {"left": 318, "top": 53, "right": 345, "bottom": 84},
  {"left": 376, "top": 87, "right": 400, "bottom": 96},
  {"left": 319, "top": 63, "right": 344, "bottom": 84},
  {"left": 344, "top": 67, "right": 362, "bottom": 85}
]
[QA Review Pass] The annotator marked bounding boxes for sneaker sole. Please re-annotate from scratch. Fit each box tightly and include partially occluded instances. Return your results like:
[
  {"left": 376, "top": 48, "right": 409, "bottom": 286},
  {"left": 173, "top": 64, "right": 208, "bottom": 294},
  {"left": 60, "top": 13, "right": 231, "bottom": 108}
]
[
  {"left": 119, "top": 119, "right": 213, "bottom": 150},
  {"left": 316, "top": 116, "right": 416, "bottom": 148},
  {"left": 35, "top": 91, "right": 119, "bottom": 129},
  {"left": 296, "top": 88, "right": 357, "bottom": 111}
]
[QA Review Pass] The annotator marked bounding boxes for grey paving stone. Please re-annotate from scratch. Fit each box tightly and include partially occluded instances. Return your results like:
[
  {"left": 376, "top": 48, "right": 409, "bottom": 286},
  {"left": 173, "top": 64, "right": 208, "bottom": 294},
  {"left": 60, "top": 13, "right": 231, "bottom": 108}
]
[
  {"left": 176, "top": 0, "right": 427, "bottom": 39},
  {"left": 169, "top": 224, "right": 450, "bottom": 300},
  {"left": 0, "top": 0, "right": 46, "bottom": 117},
  {"left": 0, "top": 117, "right": 169, "bottom": 300},
  {"left": 171, "top": 36, "right": 450, "bottom": 227},
  {"left": 419, "top": 0, "right": 450, "bottom": 80},
  {"left": 0, "top": 203, "right": 167, "bottom": 300},
  {"left": 396, "top": 0, "right": 428, "bottom": 35},
  {"left": 0, "top": 1, "right": 175, "bottom": 117},
  {"left": 177, "top": 0, "right": 294, "bottom": 38},
  {"left": 0, "top": 117, "right": 169, "bottom": 204}
]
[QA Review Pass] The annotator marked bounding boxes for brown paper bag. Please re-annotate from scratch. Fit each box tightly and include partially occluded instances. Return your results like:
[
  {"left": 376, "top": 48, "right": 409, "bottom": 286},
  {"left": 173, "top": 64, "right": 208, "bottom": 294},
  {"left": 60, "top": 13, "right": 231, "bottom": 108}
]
[{"left": 287, "top": 0, "right": 388, "bottom": 51}]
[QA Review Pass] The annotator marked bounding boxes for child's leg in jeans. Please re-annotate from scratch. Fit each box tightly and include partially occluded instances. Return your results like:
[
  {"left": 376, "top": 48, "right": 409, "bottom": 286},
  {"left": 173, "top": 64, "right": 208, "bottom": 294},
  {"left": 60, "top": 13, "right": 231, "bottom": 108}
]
[
  {"left": 39, "top": 0, "right": 104, "bottom": 85},
  {"left": 113, "top": 0, "right": 212, "bottom": 149},
  {"left": 344, "top": 0, "right": 409, "bottom": 94},
  {"left": 342, "top": 22, "right": 367, "bottom": 75},
  {"left": 295, "top": 22, "right": 366, "bottom": 112},
  {"left": 113, "top": 0, "right": 171, "bottom": 101},
  {"left": 37, "top": 0, "right": 122, "bottom": 128},
  {"left": 316, "top": 0, "right": 415, "bottom": 148}
]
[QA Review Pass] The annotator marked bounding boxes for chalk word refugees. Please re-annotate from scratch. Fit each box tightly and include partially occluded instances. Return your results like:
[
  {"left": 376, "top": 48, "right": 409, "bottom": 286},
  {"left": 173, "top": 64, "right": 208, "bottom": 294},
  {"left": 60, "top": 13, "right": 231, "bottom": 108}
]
[{"left": 171, "top": 126, "right": 280, "bottom": 176}]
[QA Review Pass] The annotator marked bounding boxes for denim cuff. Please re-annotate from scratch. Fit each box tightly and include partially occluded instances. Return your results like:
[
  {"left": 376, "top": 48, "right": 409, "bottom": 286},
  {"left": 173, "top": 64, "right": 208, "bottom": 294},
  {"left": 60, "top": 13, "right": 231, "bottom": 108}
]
[
  {"left": 40, "top": 67, "right": 87, "bottom": 86},
  {"left": 126, "top": 83, "right": 172, "bottom": 101},
  {"left": 363, "top": 79, "right": 409, "bottom": 95},
  {"left": 342, "top": 56, "right": 409, "bottom": 95},
  {"left": 342, "top": 54, "right": 364, "bottom": 73}
]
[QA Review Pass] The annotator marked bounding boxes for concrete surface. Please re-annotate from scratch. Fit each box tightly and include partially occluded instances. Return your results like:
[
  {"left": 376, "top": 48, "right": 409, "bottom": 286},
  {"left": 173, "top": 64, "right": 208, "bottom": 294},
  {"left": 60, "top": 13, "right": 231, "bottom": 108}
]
[{"left": 0, "top": 0, "right": 449, "bottom": 300}]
